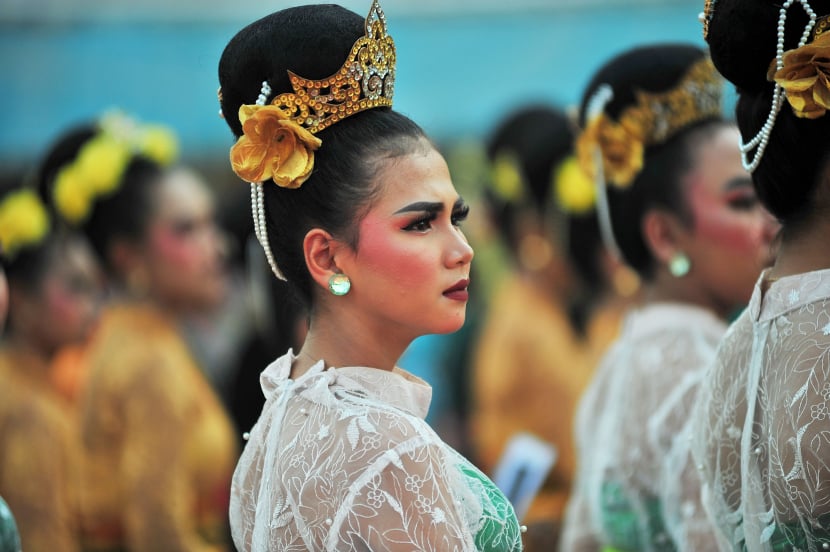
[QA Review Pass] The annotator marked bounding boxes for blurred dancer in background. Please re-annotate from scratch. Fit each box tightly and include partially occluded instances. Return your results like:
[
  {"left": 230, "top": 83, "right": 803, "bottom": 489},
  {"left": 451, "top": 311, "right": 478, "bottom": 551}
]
[
  {"left": 560, "top": 44, "right": 778, "bottom": 551},
  {"left": 471, "top": 104, "right": 615, "bottom": 548},
  {"left": 37, "top": 112, "right": 237, "bottom": 551},
  {"left": 0, "top": 186, "right": 102, "bottom": 551},
  {"left": 691, "top": 1, "right": 830, "bottom": 549}
]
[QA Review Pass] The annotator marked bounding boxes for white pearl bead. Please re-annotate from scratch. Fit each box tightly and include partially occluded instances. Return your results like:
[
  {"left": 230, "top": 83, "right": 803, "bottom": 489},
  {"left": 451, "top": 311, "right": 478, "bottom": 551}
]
[
  {"left": 242, "top": 432, "right": 250, "bottom": 441},
  {"left": 520, "top": 525, "right": 527, "bottom": 534},
  {"left": 755, "top": 447, "right": 762, "bottom": 455}
]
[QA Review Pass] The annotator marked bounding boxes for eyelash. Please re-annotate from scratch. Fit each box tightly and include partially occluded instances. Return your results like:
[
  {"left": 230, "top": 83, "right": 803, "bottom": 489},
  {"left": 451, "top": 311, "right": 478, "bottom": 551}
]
[
  {"left": 727, "top": 195, "right": 759, "bottom": 211},
  {"left": 404, "top": 205, "right": 470, "bottom": 232}
]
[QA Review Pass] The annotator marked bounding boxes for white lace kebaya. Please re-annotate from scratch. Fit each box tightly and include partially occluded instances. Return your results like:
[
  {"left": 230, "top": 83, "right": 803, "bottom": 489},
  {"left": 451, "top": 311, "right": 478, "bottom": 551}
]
[
  {"left": 560, "top": 303, "right": 726, "bottom": 551},
  {"left": 230, "top": 350, "right": 523, "bottom": 551},
  {"left": 692, "top": 269, "right": 830, "bottom": 551}
]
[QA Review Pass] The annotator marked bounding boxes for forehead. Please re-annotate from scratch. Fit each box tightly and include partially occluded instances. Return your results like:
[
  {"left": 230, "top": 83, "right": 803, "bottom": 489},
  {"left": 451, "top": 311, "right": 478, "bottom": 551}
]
[
  {"left": 369, "top": 146, "right": 456, "bottom": 209},
  {"left": 686, "top": 125, "right": 747, "bottom": 193},
  {"left": 153, "top": 168, "right": 213, "bottom": 218}
]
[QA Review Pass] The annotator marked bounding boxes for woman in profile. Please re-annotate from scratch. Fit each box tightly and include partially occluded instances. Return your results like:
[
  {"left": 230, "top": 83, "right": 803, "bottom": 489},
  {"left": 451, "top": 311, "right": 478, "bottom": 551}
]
[
  {"left": 691, "top": 1, "right": 830, "bottom": 549},
  {"left": 37, "top": 113, "right": 237, "bottom": 551},
  {"left": 218, "top": 1, "right": 524, "bottom": 550},
  {"left": 0, "top": 187, "right": 101, "bottom": 551},
  {"left": 559, "top": 43, "right": 778, "bottom": 551}
]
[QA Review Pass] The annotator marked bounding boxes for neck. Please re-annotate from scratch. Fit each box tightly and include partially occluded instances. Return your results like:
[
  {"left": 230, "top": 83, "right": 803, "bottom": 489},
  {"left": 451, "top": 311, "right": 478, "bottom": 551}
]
[
  {"left": 769, "top": 217, "right": 830, "bottom": 279},
  {"left": 293, "top": 302, "right": 412, "bottom": 378},
  {"left": 3, "top": 331, "right": 53, "bottom": 370},
  {"left": 646, "top": 271, "right": 728, "bottom": 320}
]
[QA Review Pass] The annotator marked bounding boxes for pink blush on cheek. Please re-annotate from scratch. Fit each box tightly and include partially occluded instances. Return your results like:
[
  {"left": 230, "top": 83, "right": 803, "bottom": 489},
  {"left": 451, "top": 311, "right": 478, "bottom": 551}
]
[
  {"left": 689, "top": 187, "right": 759, "bottom": 252},
  {"left": 150, "top": 227, "right": 200, "bottom": 271}
]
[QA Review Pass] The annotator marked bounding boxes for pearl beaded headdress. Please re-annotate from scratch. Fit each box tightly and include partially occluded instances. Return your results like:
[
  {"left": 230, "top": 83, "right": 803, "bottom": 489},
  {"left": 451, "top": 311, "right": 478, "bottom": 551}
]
[
  {"left": 227, "top": 0, "right": 396, "bottom": 280},
  {"left": 732, "top": 0, "right": 819, "bottom": 172}
]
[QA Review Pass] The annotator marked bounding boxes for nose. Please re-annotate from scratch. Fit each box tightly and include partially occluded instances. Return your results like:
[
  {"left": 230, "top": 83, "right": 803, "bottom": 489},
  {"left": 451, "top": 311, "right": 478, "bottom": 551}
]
[{"left": 445, "top": 228, "right": 474, "bottom": 268}]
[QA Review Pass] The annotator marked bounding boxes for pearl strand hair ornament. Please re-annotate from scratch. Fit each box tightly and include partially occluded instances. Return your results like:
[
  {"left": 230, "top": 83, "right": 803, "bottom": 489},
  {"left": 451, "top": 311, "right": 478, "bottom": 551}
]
[
  {"left": 250, "top": 80, "right": 285, "bottom": 280},
  {"left": 585, "top": 84, "right": 624, "bottom": 262},
  {"left": 740, "top": 0, "right": 817, "bottom": 173}
]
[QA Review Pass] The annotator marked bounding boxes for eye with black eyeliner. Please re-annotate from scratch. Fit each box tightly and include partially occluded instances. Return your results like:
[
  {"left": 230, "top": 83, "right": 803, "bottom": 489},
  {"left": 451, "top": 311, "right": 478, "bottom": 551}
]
[
  {"left": 452, "top": 204, "right": 470, "bottom": 226},
  {"left": 403, "top": 212, "right": 437, "bottom": 232},
  {"left": 725, "top": 192, "right": 759, "bottom": 211}
]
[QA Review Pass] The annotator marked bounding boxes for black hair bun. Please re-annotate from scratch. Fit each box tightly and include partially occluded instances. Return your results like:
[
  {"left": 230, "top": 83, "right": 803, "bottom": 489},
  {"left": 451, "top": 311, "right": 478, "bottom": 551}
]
[{"left": 707, "top": 0, "right": 827, "bottom": 93}]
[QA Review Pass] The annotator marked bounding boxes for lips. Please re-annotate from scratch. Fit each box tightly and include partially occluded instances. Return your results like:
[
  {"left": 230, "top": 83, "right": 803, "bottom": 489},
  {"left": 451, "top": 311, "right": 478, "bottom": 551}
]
[{"left": 443, "top": 278, "right": 470, "bottom": 301}]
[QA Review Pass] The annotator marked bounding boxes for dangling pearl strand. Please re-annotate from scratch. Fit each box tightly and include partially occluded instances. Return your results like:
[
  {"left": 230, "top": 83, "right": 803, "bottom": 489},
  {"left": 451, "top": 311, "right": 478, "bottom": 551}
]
[
  {"left": 741, "top": 0, "right": 817, "bottom": 172},
  {"left": 585, "top": 84, "right": 625, "bottom": 263},
  {"left": 250, "top": 80, "right": 285, "bottom": 280}
]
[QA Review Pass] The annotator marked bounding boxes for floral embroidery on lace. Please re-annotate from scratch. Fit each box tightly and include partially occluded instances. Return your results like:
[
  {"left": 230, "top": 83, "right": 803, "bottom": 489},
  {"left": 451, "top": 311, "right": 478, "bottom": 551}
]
[
  {"left": 230, "top": 350, "right": 523, "bottom": 551},
  {"left": 692, "top": 269, "right": 830, "bottom": 551}
]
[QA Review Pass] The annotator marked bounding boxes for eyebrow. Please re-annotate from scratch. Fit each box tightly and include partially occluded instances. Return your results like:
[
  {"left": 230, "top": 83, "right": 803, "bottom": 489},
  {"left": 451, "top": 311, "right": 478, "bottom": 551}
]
[
  {"left": 394, "top": 197, "right": 466, "bottom": 215},
  {"left": 724, "top": 176, "right": 753, "bottom": 191}
]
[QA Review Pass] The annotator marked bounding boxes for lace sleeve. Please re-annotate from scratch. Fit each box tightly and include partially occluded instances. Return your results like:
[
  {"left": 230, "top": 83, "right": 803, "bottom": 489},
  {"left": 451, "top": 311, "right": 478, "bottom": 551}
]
[
  {"left": 0, "top": 405, "right": 78, "bottom": 552},
  {"left": 330, "top": 435, "right": 524, "bottom": 552},
  {"left": 120, "top": 357, "right": 220, "bottom": 552}
]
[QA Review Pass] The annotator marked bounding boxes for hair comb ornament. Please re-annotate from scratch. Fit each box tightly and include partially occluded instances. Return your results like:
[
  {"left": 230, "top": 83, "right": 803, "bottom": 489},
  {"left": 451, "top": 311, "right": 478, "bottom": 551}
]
[
  {"left": 575, "top": 58, "right": 723, "bottom": 263},
  {"left": 700, "top": 0, "right": 716, "bottom": 40},
  {"left": 228, "top": 0, "right": 396, "bottom": 280}
]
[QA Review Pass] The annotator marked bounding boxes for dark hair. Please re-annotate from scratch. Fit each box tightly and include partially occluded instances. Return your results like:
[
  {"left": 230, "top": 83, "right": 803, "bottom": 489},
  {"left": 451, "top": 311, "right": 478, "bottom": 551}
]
[
  {"left": 0, "top": 184, "right": 68, "bottom": 293},
  {"left": 36, "top": 124, "right": 166, "bottom": 272},
  {"left": 578, "top": 44, "right": 726, "bottom": 279},
  {"left": 218, "top": 4, "right": 428, "bottom": 307},
  {"left": 484, "top": 105, "right": 574, "bottom": 253},
  {"left": 706, "top": 0, "right": 830, "bottom": 229}
]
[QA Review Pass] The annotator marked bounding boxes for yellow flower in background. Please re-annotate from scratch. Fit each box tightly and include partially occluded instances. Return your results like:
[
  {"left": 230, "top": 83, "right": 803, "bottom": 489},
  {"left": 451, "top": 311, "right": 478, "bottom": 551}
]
[
  {"left": 490, "top": 152, "right": 524, "bottom": 203},
  {"left": 75, "top": 136, "right": 131, "bottom": 196},
  {"left": 771, "top": 32, "right": 830, "bottom": 119},
  {"left": 554, "top": 156, "right": 596, "bottom": 215},
  {"left": 53, "top": 165, "right": 94, "bottom": 224},
  {"left": 231, "top": 104, "right": 322, "bottom": 187},
  {"left": 137, "top": 124, "right": 179, "bottom": 166},
  {"left": 576, "top": 113, "right": 644, "bottom": 189},
  {"left": 0, "top": 189, "right": 50, "bottom": 258}
]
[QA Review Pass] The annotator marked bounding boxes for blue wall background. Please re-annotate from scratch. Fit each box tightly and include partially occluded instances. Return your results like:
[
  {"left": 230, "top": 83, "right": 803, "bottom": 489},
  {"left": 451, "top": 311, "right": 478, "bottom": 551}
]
[{"left": 0, "top": 2, "right": 708, "bottom": 168}]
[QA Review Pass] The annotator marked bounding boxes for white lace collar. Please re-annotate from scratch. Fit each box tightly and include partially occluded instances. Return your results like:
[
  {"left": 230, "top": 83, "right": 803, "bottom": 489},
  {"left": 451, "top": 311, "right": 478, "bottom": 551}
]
[
  {"left": 260, "top": 349, "right": 433, "bottom": 419},
  {"left": 622, "top": 301, "right": 727, "bottom": 339},
  {"left": 751, "top": 268, "right": 830, "bottom": 322}
]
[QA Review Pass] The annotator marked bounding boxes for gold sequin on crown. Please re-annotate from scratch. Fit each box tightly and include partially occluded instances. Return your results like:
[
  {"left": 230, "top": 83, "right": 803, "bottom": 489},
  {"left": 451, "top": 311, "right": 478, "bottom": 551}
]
[
  {"left": 628, "top": 57, "right": 723, "bottom": 146},
  {"left": 814, "top": 13, "right": 830, "bottom": 40},
  {"left": 270, "top": 0, "right": 395, "bottom": 134}
]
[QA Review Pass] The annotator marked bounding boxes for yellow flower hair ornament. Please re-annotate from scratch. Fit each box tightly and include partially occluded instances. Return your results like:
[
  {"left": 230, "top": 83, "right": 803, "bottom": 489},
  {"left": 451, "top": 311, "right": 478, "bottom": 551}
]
[
  {"left": 229, "top": 104, "right": 322, "bottom": 188},
  {"left": 52, "top": 112, "right": 180, "bottom": 225},
  {"left": 770, "top": 29, "right": 830, "bottom": 120},
  {"left": 553, "top": 155, "right": 596, "bottom": 215},
  {"left": 489, "top": 151, "right": 525, "bottom": 204},
  {"left": 575, "top": 111, "right": 646, "bottom": 189},
  {"left": 0, "top": 189, "right": 50, "bottom": 260}
]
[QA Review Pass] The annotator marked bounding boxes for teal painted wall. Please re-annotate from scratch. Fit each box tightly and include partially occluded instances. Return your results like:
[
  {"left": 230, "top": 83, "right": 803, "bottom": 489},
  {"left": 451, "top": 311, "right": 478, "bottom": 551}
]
[{"left": 0, "top": 2, "right": 707, "bottom": 166}]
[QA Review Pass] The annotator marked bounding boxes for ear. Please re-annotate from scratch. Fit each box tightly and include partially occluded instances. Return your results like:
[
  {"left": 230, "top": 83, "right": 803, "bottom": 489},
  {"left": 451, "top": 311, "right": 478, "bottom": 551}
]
[
  {"left": 641, "top": 208, "right": 689, "bottom": 266},
  {"left": 108, "top": 239, "right": 145, "bottom": 282},
  {"left": 303, "top": 228, "right": 350, "bottom": 291}
]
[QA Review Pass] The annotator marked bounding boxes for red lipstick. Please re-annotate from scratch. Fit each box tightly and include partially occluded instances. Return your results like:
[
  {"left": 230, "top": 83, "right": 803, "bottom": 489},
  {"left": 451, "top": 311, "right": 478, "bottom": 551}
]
[{"left": 443, "top": 278, "right": 470, "bottom": 302}]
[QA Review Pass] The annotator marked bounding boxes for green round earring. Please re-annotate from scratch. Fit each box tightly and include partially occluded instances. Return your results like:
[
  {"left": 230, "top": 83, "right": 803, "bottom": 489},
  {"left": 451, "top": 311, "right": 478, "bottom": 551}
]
[
  {"left": 669, "top": 252, "right": 691, "bottom": 278},
  {"left": 328, "top": 273, "right": 351, "bottom": 296}
]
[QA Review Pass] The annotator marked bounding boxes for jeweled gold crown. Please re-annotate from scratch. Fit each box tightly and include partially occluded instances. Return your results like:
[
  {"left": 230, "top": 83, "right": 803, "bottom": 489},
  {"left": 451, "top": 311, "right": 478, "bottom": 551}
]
[
  {"left": 577, "top": 57, "right": 723, "bottom": 189},
  {"left": 272, "top": 0, "right": 395, "bottom": 134}
]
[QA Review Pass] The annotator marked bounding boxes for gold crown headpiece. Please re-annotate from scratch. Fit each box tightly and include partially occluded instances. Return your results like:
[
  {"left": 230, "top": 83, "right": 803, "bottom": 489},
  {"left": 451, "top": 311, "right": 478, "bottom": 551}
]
[
  {"left": 575, "top": 56, "right": 722, "bottom": 264},
  {"left": 226, "top": 0, "right": 397, "bottom": 281},
  {"left": 576, "top": 57, "right": 723, "bottom": 190},
  {"left": 227, "top": 0, "right": 396, "bottom": 189}
]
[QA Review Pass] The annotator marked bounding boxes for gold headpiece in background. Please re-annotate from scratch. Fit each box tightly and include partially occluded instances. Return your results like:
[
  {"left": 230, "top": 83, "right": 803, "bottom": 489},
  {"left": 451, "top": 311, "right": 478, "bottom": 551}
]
[{"left": 576, "top": 57, "right": 722, "bottom": 189}]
